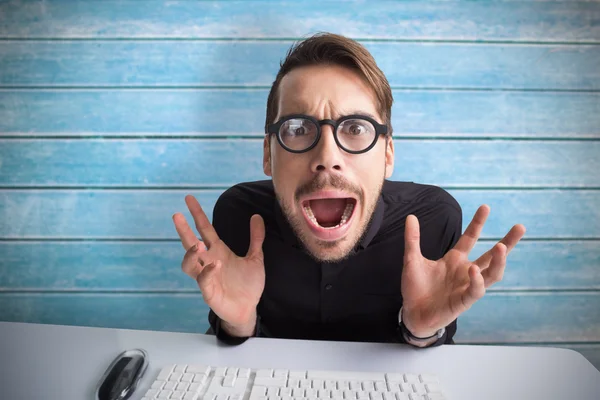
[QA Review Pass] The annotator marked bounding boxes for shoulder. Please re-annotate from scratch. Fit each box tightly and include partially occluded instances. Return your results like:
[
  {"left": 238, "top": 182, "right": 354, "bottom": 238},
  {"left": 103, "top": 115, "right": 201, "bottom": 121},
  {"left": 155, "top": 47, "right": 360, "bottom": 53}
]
[
  {"left": 214, "top": 180, "right": 276, "bottom": 217},
  {"left": 382, "top": 180, "right": 461, "bottom": 216}
]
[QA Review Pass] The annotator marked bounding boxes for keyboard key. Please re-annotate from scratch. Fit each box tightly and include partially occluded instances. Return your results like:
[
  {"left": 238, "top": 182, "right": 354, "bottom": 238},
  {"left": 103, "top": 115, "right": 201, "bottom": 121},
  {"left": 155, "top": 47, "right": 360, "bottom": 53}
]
[
  {"left": 158, "top": 366, "right": 175, "bottom": 381},
  {"left": 177, "top": 382, "right": 190, "bottom": 391},
  {"left": 238, "top": 368, "right": 251, "bottom": 378},
  {"left": 188, "top": 383, "right": 202, "bottom": 392},
  {"left": 256, "top": 369, "right": 273, "bottom": 378},
  {"left": 223, "top": 375, "right": 236, "bottom": 387},
  {"left": 171, "top": 390, "right": 185, "bottom": 399},
  {"left": 289, "top": 371, "right": 306, "bottom": 379},
  {"left": 170, "top": 373, "right": 183, "bottom": 382},
  {"left": 274, "top": 369, "right": 289, "bottom": 378},
  {"left": 158, "top": 390, "right": 172, "bottom": 399},
  {"left": 255, "top": 377, "right": 287, "bottom": 387},
  {"left": 187, "top": 365, "right": 211, "bottom": 375},
  {"left": 183, "top": 393, "right": 199, "bottom": 400},
  {"left": 308, "top": 371, "right": 386, "bottom": 381},
  {"left": 152, "top": 380, "right": 165, "bottom": 390},
  {"left": 418, "top": 375, "right": 438, "bottom": 384},
  {"left": 164, "top": 381, "right": 176, "bottom": 390},
  {"left": 174, "top": 365, "right": 187, "bottom": 373}
]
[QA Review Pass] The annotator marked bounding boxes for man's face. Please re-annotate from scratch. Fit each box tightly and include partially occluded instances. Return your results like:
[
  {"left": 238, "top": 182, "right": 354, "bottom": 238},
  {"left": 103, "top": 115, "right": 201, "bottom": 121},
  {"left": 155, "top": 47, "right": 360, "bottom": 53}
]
[{"left": 263, "top": 64, "right": 395, "bottom": 262}]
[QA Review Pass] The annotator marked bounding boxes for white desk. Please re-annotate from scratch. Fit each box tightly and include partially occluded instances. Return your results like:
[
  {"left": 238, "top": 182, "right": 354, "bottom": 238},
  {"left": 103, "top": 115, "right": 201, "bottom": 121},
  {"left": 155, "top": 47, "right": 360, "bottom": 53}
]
[{"left": 1, "top": 322, "right": 599, "bottom": 400}]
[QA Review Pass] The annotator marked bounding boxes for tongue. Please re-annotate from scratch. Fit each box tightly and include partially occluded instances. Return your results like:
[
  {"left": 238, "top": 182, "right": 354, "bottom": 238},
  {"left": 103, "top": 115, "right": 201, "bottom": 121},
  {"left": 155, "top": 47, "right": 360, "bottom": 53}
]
[{"left": 309, "top": 198, "right": 347, "bottom": 226}]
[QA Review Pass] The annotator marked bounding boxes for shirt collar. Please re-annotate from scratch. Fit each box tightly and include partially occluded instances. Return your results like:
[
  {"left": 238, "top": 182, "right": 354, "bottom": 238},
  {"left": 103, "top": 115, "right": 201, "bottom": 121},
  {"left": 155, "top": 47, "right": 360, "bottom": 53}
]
[{"left": 273, "top": 193, "right": 385, "bottom": 250}]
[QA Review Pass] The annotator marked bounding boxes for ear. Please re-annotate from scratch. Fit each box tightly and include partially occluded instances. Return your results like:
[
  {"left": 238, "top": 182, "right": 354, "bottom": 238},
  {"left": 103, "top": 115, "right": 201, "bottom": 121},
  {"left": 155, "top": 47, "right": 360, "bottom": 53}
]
[
  {"left": 263, "top": 135, "right": 272, "bottom": 176},
  {"left": 384, "top": 136, "right": 395, "bottom": 178}
]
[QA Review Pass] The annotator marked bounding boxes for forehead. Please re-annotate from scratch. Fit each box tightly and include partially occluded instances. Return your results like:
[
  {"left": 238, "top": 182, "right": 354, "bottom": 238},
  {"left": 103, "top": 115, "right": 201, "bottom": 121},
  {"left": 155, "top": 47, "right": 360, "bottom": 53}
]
[{"left": 276, "top": 64, "right": 381, "bottom": 121}]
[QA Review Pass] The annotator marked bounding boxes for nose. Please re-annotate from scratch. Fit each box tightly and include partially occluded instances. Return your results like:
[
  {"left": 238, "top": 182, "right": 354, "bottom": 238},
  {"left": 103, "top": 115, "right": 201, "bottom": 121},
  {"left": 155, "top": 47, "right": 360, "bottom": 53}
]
[{"left": 309, "top": 124, "right": 344, "bottom": 173}]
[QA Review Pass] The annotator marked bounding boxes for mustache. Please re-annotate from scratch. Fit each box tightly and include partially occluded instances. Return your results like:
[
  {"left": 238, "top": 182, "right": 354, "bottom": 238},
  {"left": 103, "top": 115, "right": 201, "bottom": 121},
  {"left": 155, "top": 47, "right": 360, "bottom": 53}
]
[{"left": 295, "top": 174, "right": 363, "bottom": 204}]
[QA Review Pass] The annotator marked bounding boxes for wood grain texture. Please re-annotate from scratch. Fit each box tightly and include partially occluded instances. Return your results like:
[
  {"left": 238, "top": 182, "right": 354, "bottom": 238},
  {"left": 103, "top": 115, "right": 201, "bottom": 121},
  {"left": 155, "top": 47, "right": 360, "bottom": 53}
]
[
  {"left": 1, "top": 241, "right": 598, "bottom": 291},
  {"left": 1, "top": 41, "right": 599, "bottom": 90},
  {"left": 0, "top": 292, "right": 598, "bottom": 342},
  {"left": 2, "top": 139, "right": 599, "bottom": 187},
  {"left": 1, "top": 1, "right": 598, "bottom": 41},
  {"left": 1, "top": 90, "right": 599, "bottom": 137},
  {"left": 0, "top": 189, "right": 598, "bottom": 239}
]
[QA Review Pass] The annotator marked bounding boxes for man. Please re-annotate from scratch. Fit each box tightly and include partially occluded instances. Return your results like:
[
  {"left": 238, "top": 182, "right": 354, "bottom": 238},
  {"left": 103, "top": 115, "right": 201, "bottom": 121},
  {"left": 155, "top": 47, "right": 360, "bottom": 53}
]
[{"left": 172, "top": 33, "right": 525, "bottom": 348}]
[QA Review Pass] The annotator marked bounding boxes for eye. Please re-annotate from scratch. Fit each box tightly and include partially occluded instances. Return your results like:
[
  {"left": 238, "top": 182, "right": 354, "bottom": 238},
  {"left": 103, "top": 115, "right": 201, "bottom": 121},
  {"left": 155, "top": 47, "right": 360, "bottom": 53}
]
[
  {"left": 348, "top": 124, "right": 365, "bottom": 135},
  {"left": 339, "top": 119, "right": 374, "bottom": 136},
  {"left": 281, "top": 119, "right": 316, "bottom": 137}
]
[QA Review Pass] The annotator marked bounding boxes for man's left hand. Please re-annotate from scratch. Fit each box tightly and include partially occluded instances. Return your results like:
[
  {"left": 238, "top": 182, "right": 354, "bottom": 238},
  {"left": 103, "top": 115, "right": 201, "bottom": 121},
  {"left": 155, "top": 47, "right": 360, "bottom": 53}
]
[{"left": 400, "top": 205, "right": 526, "bottom": 338}]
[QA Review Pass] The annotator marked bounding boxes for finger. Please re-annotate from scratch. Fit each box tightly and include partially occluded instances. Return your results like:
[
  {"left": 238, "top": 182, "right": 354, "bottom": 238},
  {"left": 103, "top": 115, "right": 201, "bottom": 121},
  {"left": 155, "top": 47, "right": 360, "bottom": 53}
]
[
  {"left": 453, "top": 205, "right": 490, "bottom": 255},
  {"left": 246, "top": 214, "right": 266, "bottom": 259},
  {"left": 181, "top": 245, "right": 211, "bottom": 280},
  {"left": 481, "top": 243, "right": 507, "bottom": 288},
  {"left": 460, "top": 264, "right": 486, "bottom": 311},
  {"left": 404, "top": 215, "right": 423, "bottom": 264},
  {"left": 474, "top": 224, "right": 526, "bottom": 268},
  {"left": 185, "top": 194, "right": 220, "bottom": 247},
  {"left": 197, "top": 260, "right": 222, "bottom": 303},
  {"left": 172, "top": 212, "right": 200, "bottom": 251}
]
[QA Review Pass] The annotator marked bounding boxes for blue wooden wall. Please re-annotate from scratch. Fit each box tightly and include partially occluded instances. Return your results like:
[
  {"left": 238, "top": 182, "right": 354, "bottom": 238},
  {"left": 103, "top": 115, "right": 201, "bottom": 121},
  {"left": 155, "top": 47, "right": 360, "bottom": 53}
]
[{"left": 0, "top": 0, "right": 599, "bottom": 369}]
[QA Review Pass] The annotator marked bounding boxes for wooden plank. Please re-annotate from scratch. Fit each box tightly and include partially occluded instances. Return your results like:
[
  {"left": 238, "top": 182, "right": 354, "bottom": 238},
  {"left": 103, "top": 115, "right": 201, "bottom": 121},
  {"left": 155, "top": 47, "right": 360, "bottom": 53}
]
[
  {"left": 457, "top": 292, "right": 600, "bottom": 343},
  {"left": 1, "top": 241, "right": 598, "bottom": 291},
  {"left": 1, "top": 41, "right": 599, "bottom": 90},
  {"left": 1, "top": 90, "right": 599, "bottom": 137},
  {"left": 0, "top": 189, "right": 598, "bottom": 239},
  {"left": 2, "top": 139, "right": 599, "bottom": 187},
  {"left": 0, "top": 292, "right": 599, "bottom": 342},
  {"left": 1, "top": 1, "right": 598, "bottom": 42},
  {"left": 0, "top": 293, "right": 209, "bottom": 333}
]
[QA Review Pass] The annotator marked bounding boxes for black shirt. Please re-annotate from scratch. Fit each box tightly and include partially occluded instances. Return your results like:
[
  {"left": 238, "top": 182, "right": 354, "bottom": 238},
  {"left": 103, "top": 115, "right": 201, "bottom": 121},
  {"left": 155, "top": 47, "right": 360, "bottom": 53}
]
[{"left": 208, "top": 179, "right": 462, "bottom": 346}]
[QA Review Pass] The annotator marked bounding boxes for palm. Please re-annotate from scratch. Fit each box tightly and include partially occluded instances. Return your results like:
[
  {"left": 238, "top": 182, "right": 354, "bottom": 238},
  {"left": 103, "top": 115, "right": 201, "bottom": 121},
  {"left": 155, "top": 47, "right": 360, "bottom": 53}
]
[
  {"left": 172, "top": 195, "right": 266, "bottom": 327},
  {"left": 400, "top": 206, "right": 526, "bottom": 335},
  {"left": 200, "top": 239, "right": 265, "bottom": 325}
]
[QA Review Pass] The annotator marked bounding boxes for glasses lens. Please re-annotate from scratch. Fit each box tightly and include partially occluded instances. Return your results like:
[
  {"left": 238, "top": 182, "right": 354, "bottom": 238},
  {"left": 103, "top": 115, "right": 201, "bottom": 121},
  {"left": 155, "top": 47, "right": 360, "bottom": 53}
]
[
  {"left": 336, "top": 118, "right": 377, "bottom": 152},
  {"left": 279, "top": 118, "right": 318, "bottom": 151}
]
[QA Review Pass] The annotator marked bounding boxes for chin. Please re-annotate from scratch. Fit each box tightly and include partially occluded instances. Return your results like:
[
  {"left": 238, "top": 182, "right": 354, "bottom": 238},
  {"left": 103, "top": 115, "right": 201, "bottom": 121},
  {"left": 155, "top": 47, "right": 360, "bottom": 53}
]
[{"left": 304, "top": 238, "right": 356, "bottom": 263}]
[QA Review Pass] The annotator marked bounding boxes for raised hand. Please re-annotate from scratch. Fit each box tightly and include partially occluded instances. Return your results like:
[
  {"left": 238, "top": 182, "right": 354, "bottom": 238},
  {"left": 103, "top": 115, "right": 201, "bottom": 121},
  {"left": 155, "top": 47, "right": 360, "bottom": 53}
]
[
  {"left": 172, "top": 195, "right": 266, "bottom": 333},
  {"left": 400, "top": 205, "right": 526, "bottom": 337}
]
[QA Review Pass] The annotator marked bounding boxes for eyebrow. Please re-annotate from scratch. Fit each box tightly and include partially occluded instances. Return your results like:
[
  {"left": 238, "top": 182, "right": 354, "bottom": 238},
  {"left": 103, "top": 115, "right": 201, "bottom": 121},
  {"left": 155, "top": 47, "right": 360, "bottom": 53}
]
[{"left": 278, "top": 110, "right": 379, "bottom": 121}]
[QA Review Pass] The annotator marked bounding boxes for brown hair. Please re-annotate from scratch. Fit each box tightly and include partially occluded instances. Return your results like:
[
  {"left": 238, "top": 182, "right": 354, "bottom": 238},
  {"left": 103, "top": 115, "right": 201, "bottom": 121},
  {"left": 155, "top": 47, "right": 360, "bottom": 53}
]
[{"left": 264, "top": 32, "right": 394, "bottom": 135}]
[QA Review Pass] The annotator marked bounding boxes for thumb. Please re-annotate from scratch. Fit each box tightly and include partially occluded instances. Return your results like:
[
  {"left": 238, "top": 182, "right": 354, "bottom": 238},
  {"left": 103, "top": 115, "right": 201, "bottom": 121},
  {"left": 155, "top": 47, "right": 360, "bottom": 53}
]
[
  {"left": 246, "top": 214, "right": 265, "bottom": 259},
  {"left": 404, "top": 214, "right": 422, "bottom": 264}
]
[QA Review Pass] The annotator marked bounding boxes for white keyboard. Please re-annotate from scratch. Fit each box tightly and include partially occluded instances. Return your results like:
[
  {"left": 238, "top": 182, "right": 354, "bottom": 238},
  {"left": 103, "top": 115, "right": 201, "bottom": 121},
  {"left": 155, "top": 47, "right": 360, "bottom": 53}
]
[{"left": 141, "top": 364, "right": 448, "bottom": 400}]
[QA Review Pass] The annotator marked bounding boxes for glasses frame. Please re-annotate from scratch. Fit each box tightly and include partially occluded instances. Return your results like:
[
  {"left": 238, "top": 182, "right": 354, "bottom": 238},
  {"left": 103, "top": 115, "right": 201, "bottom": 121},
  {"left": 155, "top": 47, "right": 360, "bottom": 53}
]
[{"left": 266, "top": 114, "right": 388, "bottom": 154}]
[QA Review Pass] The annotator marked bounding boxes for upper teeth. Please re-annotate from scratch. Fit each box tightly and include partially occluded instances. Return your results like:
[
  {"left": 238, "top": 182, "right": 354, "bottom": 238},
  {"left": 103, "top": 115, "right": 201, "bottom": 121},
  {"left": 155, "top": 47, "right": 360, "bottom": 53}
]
[{"left": 304, "top": 202, "right": 355, "bottom": 229}]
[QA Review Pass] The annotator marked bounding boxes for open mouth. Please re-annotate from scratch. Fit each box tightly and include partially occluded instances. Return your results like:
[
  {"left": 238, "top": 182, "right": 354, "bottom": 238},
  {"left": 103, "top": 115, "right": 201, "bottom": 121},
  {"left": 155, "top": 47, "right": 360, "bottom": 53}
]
[{"left": 300, "top": 194, "right": 357, "bottom": 241}]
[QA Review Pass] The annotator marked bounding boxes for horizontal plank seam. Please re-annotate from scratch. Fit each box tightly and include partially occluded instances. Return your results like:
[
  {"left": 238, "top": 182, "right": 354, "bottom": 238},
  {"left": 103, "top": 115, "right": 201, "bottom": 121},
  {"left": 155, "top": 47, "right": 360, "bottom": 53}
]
[
  {"left": 1, "top": 238, "right": 598, "bottom": 242},
  {"left": 1, "top": 289, "right": 600, "bottom": 294},
  {"left": 1, "top": 186, "right": 600, "bottom": 191},
  {"left": 1, "top": 86, "right": 599, "bottom": 93},
  {"left": 0, "top": 38, "right": 599, "bottom": 46},
  {"left": 2, "top": 136, "right": 599, "bottom": 141}
]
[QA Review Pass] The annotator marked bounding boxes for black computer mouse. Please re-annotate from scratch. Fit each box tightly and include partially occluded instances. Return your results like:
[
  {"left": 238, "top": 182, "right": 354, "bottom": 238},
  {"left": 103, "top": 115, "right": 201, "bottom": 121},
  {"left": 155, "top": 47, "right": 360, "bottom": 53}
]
[{"left": 95, "top": 349, "right": 149, "bottom": 400}]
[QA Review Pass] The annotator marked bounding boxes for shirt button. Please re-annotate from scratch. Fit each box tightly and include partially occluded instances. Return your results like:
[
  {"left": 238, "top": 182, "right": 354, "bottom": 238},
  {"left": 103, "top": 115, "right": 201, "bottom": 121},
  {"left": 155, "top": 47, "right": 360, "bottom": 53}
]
[{"left": 325, "top": 284, "right": 333, "bottom": 290}]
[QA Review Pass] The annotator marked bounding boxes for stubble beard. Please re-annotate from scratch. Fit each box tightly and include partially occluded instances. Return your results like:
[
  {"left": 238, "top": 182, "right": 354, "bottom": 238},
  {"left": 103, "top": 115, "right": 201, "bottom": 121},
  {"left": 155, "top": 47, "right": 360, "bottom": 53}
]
[{"left": 275, "top": 174, "right": 385, "bottom": 263}]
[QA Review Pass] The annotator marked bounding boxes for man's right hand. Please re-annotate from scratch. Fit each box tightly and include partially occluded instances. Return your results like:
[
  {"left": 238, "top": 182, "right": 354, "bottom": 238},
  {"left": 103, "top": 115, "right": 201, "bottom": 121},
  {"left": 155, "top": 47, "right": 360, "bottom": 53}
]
[{"left": 172, "top": 194, "right": 266, "bottom": 336}]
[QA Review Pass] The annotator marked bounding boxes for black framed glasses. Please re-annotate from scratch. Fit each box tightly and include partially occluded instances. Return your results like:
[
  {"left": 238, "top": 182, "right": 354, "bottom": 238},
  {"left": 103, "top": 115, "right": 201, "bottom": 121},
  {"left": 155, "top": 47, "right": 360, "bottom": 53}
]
[{"left": 266, "top": 114, "right": 388, "bottom": 154}]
